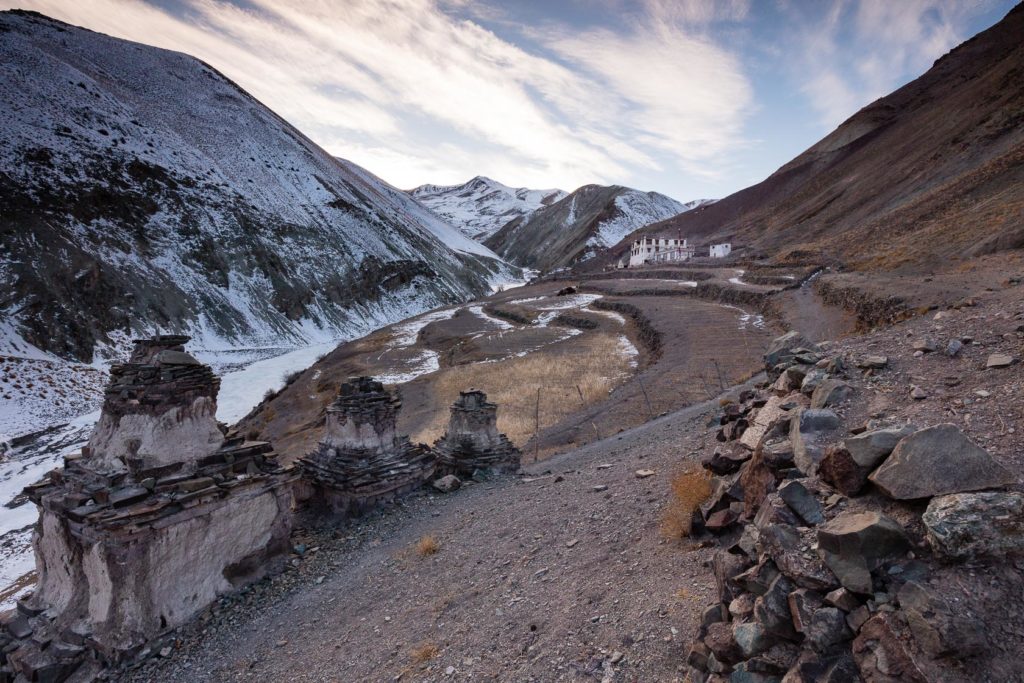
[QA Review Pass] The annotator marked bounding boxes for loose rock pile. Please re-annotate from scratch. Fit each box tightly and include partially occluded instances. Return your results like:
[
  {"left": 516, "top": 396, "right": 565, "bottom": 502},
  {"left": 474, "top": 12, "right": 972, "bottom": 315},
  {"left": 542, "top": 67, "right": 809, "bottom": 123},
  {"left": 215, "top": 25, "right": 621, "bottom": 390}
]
[
  {"left": 687, "top": 331, "right": 1023, "bottom": 682},
  {"left": 1, "top": 337, "right": 295, "bottom": 681},
  {"left": 434, "top": 389, "right": 521, "bottom": 477},
  {"left": 300, "top": 377, "right": 435, "bottom": 514}
]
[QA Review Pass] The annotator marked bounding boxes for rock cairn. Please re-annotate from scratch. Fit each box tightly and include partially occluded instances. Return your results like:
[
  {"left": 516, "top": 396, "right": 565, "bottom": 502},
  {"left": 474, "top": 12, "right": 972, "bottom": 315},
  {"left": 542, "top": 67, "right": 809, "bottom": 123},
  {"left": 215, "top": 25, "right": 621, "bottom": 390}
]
[
  {"left": 686, "top": 331, "right": 1022, "bottom": 683},
  {"left": 434, "top": 389, "right": 521, "bottom": 476},
  {"left": 301, "top": 377, "right": 435, "bottom": 513},
  {"left": 2, "top": 336, "right": 295, "bottom": 681}
]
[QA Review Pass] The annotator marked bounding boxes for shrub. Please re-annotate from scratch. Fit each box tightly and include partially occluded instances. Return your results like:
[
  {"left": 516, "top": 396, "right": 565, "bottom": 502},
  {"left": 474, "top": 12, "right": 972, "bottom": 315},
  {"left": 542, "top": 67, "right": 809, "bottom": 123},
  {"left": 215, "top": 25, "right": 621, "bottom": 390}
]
[
  {"left": 416, "top": 535, "right": 439, "bottom": 557},
  {"left": 410, "top": 642, "right": 440, "bottom": 663},
  {"left": 661, "top": 466, "right": 713, "bottom": 540}
]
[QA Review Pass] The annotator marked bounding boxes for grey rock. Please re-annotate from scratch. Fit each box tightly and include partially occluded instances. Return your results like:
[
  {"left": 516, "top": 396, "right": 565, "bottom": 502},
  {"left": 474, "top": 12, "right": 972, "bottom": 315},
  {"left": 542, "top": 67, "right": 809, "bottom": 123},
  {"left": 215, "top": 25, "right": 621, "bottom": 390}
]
[
  {"left": 922, "top": 491, "right": 1024, "bottom": 559},
  {"left": 787, "top": 588, "right": 823, "bottom": 634},
  {"left": 799, "top": 369, "right": 828, "bottom": 396},
  {"left": 898, "top": 580, "right": 987, "bottom": 658},
  {"left": 733, "top": 559, "right": 780, "bottom": 597},
  {"left": 705, "top": 621, "right": 743, "bottom": 665},
  {"left": 810, "top": 380, "right": 853, "bottom": 409},
  {"left": 852, "top": 614, "right": 928, "bottom": 683},
  {"left": 782, "top": 651, "right": 859, "bottom": 683},
  {"left": 816, "top": 512, "right": 910, "bottom": 594},
  {"left": 765, "top": 332, "right": 816, "bottom": 372},
  {"left": 777, "top": 480, "right": 824, "bottom": 525},
  {"left": 856, "top": 355, "right": 888, "bottom": 369},
  {"left": 985, "top": 352, "right": 1014, "bottom": 368},
  {"left": 790, "top": 409, "right": 840, "bottom": 476},
  {"left": 911, "top": 339, "right": 937, "bottom": 353},
  {"left": 153, "top": 349, "right": 202, "bottom": 365},
  {"left": 753, "top": 574, "right": 797, "bottom": 640},
  {"left": 734, "top": 621, "right": 775, "bottom": 659},
  {"left": 824, "top": 587, "right": 860, "bottom": 612},
  {"left": 714, "top": 549, "right": 753, "bottom": 603},
  {"left": 805, "top": 607, "right": 853, "bottom": 652},
  {"left": 844, "top": 425, "right": 916, "bottom": 469},
  {"left": 944, "top": 339, "right": 963, "bottom": 357},
  {"left": 869, "top": 423, "right": 1016, "bottom": 500},
  {"left": 754, "top": 493, "right": 801, "bottom": 530},
  {"left": 760, "top": 524, "right": 837, "bottom": 591},
  {"left": 431, "top": 474, "right": 461, "bottom": 493}
]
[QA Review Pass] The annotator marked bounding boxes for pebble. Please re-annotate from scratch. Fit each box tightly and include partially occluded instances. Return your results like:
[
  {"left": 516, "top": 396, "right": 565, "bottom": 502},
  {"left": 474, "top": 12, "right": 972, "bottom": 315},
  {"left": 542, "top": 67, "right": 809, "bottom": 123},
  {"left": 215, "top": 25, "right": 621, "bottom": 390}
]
[
  {"left": 592, "top": 485, "right": 608, "bottom": 492},
  {"left": 635, "top": 469, "right": 655, "bottom": 479}
]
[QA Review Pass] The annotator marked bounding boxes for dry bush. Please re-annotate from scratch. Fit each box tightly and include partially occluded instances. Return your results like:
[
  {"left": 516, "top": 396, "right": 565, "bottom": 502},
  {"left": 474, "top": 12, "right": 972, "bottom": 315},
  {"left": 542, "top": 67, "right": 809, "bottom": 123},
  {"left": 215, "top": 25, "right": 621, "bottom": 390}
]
[
  {"left": 661, "top": 466, "right": 713, "bottom": 540},
  {"left": 416, "top": 534, "right": 440, "bottom": 557},
  {"left": 412, "top": 332, "right": 633, "bottom": 447},
  {"left": 410, "top": 642, "right": 440, "bottom": 663}
]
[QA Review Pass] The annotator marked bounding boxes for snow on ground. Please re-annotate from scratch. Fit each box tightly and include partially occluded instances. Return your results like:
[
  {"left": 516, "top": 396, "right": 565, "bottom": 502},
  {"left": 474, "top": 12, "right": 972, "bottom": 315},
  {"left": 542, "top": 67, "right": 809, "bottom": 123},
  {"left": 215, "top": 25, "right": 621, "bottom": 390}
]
[
  {"left": 0, "top": 356, "right": 106, "bottom": 443},
  {"left": 410, "top": 177, "right": 566, "bottom": 241},
  {"left": 213, "top": 342, "right": 341, "bottom": 424},
  {"left": 375, "top": 308, "right": 458, "bottom": 385},
  {"left": 468, "top": 305, "right": 514, "bottom": 331},
  {"left": 617, "top": 335, "right": 640, "bottom": 370},
  {"left": 720, "top": 304, "right": 767, "bottom": 331},
  {"left": 728, "top": 269, "right": 748, "bottom": 286}
]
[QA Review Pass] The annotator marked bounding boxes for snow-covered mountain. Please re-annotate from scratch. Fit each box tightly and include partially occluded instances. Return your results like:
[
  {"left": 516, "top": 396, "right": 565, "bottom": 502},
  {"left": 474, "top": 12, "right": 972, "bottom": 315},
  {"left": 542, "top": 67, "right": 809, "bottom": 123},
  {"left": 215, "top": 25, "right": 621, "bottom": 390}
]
[
  {"left": 485, "top": 185, "right": 698, "bottom": 272},
  {"left": 0, "top": 10, "right": 517, "bottom": 367},
  {"left": 409, "top": 176, "right": 567, "bottom": 240}
]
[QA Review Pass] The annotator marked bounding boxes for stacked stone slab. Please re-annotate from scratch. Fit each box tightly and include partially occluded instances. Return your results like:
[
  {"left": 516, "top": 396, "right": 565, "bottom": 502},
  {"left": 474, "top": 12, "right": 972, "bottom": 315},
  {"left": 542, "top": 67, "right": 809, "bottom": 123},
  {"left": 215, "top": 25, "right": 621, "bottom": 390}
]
[
  {"left": 3, "top": 337, "right": 295, "bottom": 681},
  {"left": 434, "top": 390, "right": 521, "bottom": 475},
  {"left": 301, "top": 377, "right": 435, "bottom": 513}
]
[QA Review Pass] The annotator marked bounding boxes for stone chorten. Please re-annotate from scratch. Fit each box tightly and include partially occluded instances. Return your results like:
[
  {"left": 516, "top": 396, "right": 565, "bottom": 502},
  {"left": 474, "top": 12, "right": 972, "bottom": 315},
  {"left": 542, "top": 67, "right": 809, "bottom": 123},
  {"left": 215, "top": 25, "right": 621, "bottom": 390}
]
[
  {"left": 7, "top": 336, "right": 294, "bottom": 679},
  {"left": 301, "top": 377, "right": 435, "bottom": 513},
  {"left": 434, "top": 389, "right": 521, "bottom": 475}
]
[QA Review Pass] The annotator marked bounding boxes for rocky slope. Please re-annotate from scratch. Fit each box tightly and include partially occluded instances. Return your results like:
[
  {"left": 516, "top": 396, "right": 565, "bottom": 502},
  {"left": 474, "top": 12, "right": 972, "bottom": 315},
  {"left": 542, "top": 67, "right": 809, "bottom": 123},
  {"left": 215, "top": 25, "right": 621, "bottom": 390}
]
[
  {"left": 598, "top": 3, "right": 1024, "bottom": 271},
  {"left": 409, "top": 176, "right": 567, "bottom": 241},
  {"left": 485, "top": 184, "right": 695, "bottom": 273},
  {"left": 0, "top": 10, "right": 516, "bottom": 365}
]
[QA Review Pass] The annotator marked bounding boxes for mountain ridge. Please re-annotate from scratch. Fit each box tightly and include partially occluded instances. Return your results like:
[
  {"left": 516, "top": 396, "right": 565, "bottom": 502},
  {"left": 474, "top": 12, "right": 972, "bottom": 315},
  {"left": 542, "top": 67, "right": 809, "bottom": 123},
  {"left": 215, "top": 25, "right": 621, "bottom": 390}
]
[
  {"left": 593, "top": 3, "right": 1024, "bottom": 271},
  {"left": 485, "top": 184, "right": 695, "bottom": 272},
  {"left": 0, "top": 10, "right": 515, "bottom": 364},
  {"left": 409, "top": 175, "right": 567, "bottom": 241}
]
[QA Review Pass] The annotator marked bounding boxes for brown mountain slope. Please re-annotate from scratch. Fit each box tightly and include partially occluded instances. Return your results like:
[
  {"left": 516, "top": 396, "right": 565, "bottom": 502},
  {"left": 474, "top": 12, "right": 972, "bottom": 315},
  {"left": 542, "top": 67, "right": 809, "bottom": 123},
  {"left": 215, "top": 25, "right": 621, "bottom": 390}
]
[{"left": 594, "top": 3, "right": 1024, "bottom": 272}]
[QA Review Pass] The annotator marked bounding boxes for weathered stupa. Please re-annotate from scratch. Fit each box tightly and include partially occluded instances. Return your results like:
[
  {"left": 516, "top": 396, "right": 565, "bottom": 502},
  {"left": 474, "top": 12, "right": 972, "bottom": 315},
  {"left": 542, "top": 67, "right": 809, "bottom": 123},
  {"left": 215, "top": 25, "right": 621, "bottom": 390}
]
[
  {"left": 434, "top": 389, "right": 521, "bottom": 475},
  {"left": 5, "top": 336, "right": 295, "bottom": 679},
  {"left": 301, "top": 377, "right": 435, "bottom": 513}
]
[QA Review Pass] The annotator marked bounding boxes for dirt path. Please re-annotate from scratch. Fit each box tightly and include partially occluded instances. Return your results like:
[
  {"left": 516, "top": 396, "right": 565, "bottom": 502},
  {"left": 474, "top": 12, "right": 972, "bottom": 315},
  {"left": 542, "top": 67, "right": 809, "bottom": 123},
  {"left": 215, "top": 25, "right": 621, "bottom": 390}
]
[{"left": 129, "top": 383, "right": 758, "bottom": 683}]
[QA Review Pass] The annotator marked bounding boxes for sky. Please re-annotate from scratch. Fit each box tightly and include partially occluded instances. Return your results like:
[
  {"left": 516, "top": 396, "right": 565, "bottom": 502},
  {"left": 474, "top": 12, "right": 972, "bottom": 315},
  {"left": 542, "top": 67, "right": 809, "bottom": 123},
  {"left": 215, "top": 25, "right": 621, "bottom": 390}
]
[{"left": 5, "top": 0, "right": 1017, "bottom": 200}]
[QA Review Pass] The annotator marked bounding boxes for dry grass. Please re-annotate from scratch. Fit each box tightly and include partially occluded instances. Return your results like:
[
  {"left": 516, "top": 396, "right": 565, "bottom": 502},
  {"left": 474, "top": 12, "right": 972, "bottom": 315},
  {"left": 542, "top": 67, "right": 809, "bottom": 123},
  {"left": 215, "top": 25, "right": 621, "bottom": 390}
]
[
  {"left": 412, "top": 332, "right": 633, "bottom": 447},
  {"left": 415, "top": 535, "right": 440, "bottom": 557},
  {"left": 661, "top": 466, "right": 713, "bottom": 540},
  {"left": 410, "top": 642, "right": 440, "bottom": 663}
]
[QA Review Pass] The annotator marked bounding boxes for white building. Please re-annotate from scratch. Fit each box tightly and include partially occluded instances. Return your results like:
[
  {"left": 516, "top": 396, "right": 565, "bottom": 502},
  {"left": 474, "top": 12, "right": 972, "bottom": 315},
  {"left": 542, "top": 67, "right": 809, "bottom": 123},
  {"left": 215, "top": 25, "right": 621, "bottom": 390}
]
[
  {"left": 710, "top": 243, "right": 732, "bottom": 258},
  {"left": 628, "top": 236, "right": 694, "bottom": 267}
]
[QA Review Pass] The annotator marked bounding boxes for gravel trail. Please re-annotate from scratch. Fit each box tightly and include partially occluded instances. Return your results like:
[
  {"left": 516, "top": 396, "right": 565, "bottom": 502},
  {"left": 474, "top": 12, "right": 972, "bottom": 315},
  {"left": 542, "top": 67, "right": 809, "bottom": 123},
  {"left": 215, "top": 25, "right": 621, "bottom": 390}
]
[{"left": 130, "top": 384, "right": 757, "bottom": 683}]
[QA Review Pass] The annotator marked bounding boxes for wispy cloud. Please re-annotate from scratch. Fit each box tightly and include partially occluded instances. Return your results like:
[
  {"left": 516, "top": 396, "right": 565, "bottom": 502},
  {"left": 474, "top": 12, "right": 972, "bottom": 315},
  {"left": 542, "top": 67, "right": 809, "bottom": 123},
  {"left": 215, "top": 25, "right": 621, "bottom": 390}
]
[
  {"left": 2, "top": 0, "right": 1014, "bottom": 198},
  {"left": 7, "top": 0, "right": 754, "bottom": 194},
  {"left": 790, "top": 0, "right": 997, "bottom": 128}
]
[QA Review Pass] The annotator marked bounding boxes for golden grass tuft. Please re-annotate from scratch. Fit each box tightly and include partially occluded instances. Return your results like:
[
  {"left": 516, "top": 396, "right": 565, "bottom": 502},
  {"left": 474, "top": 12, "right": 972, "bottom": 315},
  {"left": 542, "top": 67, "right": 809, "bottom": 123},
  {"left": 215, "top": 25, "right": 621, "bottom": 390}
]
[
  {"left": 410, "top": 642, "right": 440, "bottom": 663},
  {"left": 411, "top": 332, "right": 633, "bottom": 448},
  {"left": 416, "top": 534, "right": 440, "bottom": 557},
  {"left": 661, "top": 466, "right": 713, "bottom": 540}
]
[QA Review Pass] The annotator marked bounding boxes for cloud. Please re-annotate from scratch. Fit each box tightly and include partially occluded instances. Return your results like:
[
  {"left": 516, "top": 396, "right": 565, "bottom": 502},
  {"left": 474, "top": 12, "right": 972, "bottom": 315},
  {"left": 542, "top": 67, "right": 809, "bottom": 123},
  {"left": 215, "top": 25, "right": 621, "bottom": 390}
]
[
  {"left": 792, "top": 0, "right": 995, "bottom": 129},
  {"left": 4, "top": 0, "right": 755, "bottom": 194}
]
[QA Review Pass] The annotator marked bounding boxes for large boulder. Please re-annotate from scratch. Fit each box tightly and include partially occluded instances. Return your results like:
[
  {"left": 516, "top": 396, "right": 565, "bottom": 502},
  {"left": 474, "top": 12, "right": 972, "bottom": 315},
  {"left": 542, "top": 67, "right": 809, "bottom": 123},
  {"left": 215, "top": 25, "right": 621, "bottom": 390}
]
[
  {"left": 868, "top": 424, "right": 1015, "bottom": 500},
  {"left": 809, "top": 380, "right": 853, "bottom": 409},
  {"left": 816, "top": 512, "right": 910, "bottom": 594},
  {"left": 790, "top": 409, "right": 840, "bottom": 476},
  {"left": 922, "top": 491, "right": 1024, "bottom": 559},
  {"left": 844, "top": 424, "right": 916, "bottom": 469},
  {"left": 765, "top": 332, "right": 816, "bottom": 372}
]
